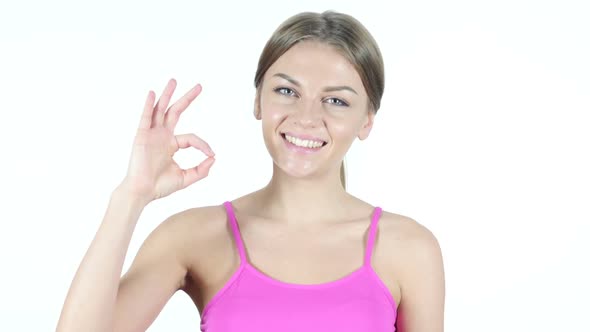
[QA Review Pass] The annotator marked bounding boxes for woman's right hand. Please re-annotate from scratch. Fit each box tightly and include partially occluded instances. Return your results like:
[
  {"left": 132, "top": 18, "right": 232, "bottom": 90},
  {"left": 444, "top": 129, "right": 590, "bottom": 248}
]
[{"left": 120, "top": 79, "right": 215, "bottom": 204}]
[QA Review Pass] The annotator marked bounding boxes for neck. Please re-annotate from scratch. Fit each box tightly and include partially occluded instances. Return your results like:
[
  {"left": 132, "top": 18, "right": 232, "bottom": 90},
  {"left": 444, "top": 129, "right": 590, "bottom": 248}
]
[{"left": 254, "top": 164, "right": 352, "bottom": 225}]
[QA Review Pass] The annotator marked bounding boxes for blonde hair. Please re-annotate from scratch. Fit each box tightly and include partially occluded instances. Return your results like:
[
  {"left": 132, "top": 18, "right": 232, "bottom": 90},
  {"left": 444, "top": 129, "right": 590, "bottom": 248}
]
[{"left": 254, "top": 11, "right": 384, "bottom": 190}]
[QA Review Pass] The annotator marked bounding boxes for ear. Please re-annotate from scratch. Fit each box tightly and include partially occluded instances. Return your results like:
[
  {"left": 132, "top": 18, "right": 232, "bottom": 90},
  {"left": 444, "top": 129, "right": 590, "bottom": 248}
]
[
  {"left": 253, "top": 89, "right": 262, "bottom": 120},
  {"left": 357, "top": 111, "right": 375, "bottom": 140}
]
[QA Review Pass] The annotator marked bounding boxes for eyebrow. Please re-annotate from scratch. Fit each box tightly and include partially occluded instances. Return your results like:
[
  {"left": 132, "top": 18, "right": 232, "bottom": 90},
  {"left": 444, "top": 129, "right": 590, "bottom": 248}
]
[{"left": 272, "top": 73, "right": 358, "bottom": 95}]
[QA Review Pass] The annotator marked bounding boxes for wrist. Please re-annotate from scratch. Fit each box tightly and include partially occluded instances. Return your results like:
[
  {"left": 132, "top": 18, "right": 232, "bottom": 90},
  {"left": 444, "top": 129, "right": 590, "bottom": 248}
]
[{"left": 112, "top": 181, "right": 152, "bottom": 208}]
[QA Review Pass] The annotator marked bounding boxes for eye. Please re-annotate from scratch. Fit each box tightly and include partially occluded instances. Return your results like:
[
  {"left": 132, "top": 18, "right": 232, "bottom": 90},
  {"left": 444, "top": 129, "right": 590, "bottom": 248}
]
[
  {"left": 324, "top": 97, "right": 349, "bottom": 107},
  {"left": 274, "top": 87, "right": 297, "bottom": 97}
]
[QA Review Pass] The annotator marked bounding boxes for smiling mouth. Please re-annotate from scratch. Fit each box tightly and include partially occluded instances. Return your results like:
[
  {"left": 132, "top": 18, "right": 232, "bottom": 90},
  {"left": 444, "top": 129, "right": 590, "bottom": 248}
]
[{"left": 280, "top": 133, "right": 328, "bottom": 149}]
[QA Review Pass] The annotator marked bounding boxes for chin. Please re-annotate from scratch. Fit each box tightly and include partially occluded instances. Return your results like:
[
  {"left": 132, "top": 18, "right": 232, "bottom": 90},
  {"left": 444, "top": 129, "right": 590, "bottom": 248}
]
[
  {"left": 275, "top": 156, "right": 344, "bottom": 184},
  {"left": 277, "top": 159, "right": 319, "bottom": 178}
]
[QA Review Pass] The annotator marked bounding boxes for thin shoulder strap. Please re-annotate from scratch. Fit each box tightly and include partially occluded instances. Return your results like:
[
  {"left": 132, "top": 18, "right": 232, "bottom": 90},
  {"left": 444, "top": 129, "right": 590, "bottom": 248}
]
[
  {"left": 364, "top": 206, "right": 383, "bottom": 267},
  {"left": 223, "top": 201, "right": 247, "bottom": 265}
]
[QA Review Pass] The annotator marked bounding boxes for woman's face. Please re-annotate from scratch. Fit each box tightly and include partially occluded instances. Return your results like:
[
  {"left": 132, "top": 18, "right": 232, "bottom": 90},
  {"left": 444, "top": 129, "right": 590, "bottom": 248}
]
[{"left": 256, "top": 40, "right": 375, "bottom": 180}]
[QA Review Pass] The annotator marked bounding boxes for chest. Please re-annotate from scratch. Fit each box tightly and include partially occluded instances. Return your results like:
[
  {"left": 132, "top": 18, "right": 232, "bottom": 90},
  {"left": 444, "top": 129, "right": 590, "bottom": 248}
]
[
  {"left": 199, "top": 279, "right": 398, "bottom": 331},
  {"left": 240, "top": 221, "right": 367, "bottom": 280},
  {"left": 184, "top": 214, "right": 402, "bottom": 316}
]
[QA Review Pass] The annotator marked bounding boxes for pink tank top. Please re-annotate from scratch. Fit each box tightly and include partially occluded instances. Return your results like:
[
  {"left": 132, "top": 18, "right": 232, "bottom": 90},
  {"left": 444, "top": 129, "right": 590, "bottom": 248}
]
[{"left": 199, "top": 201, "right": 397, "bottom": 331}]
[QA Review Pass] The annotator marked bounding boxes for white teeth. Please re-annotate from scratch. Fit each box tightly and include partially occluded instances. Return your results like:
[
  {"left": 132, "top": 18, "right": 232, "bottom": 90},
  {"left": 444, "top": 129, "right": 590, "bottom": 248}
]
[{"left": 284, "top": 134, "right": 324, "bottom": 148}]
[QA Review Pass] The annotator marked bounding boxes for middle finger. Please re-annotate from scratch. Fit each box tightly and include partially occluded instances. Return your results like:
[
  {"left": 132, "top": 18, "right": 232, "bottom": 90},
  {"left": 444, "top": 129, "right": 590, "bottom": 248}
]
[{"left": 165, "top": 83, "right": 202, "bottom": 129}]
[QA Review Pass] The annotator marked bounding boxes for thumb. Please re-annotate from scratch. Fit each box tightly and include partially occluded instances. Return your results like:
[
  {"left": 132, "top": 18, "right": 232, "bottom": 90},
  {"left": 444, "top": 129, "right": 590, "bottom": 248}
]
[{"left": 181, "top": 157, "right": 216, "bottom": 189}]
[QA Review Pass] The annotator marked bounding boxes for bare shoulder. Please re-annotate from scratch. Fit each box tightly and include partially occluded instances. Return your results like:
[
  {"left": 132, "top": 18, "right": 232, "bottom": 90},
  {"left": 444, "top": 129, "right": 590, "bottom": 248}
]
[
  {"left": 113, "top": 204, "right": 230, "bottom": 331},
  {"left": 377, "top": 210, "right": 444, "bottom": 290},
  {"left": 168, "top": 204, "right": 227, "bottom": 230},
  {"left": 138, "top": 204, "right": 229, "bottom": 274},
  {"left": 158, "top": 204, "right": 229, "bottom": 250},
  {"left": 170, "top": 203, "right": 236, "bottom": 269},
  {"left": 378, "top": 209, "right": 445, "bottom": 326},
  {"left": 378, "top": 210, "right": 442, "bottom": 258}
]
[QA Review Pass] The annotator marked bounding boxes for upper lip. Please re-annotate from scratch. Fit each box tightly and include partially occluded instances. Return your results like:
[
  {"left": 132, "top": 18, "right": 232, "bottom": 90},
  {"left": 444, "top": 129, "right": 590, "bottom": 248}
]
[{"left": 281, "top": 131, "right": 327, "bottom": 143}]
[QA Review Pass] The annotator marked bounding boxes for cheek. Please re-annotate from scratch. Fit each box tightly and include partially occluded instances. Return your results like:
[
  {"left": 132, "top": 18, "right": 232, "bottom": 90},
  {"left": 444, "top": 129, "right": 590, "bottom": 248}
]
[
  {"left": 329, "top": 124, "right": 358, "bottom": 144},
  {"left": 325, "top": 113, "right": 364, "bottom": 139},
  {"left": 261, "top": 97, "right": 293, "bottom": 125},
  {"left": 260, "top": 102, "right": 287, "bottom": 140}
]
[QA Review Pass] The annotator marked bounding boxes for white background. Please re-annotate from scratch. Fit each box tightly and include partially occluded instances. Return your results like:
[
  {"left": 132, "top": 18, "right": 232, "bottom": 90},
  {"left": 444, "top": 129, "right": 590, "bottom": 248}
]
[{"left": 1, "top": 0, "right": 588, "bottom": 331}]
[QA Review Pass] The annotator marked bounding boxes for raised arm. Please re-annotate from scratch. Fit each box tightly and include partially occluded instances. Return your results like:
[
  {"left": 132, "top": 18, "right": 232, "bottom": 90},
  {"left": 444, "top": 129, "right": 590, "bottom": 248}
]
[{"left": 56, "top": 79, "right": 215, "bottom": 332}]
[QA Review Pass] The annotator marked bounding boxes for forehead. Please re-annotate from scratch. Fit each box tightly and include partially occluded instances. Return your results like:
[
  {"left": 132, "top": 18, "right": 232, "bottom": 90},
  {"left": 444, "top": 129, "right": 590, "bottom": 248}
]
[{"left": 264, "top": 40, "right": 365, "bottom": 92}]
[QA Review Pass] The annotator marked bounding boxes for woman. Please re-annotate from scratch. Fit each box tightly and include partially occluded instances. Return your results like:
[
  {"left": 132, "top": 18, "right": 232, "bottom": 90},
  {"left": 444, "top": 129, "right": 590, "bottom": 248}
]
[{"left": 57, "top": 10, "right": 445, "bottom": 332}]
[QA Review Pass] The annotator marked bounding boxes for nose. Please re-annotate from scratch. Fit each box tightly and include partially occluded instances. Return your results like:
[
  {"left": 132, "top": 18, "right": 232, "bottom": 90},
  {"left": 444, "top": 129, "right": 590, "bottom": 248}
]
[{"left": 292, "top": 100, "right": 322, "bottom": 128}]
